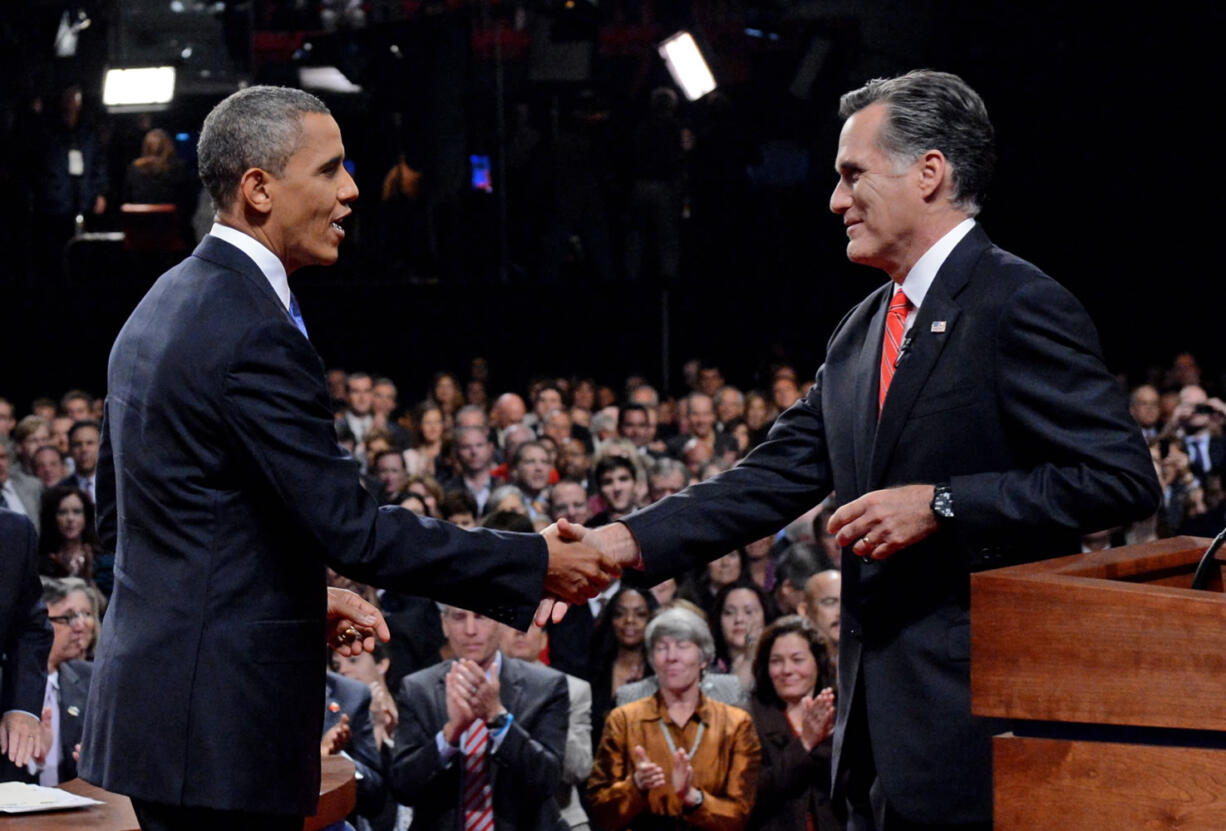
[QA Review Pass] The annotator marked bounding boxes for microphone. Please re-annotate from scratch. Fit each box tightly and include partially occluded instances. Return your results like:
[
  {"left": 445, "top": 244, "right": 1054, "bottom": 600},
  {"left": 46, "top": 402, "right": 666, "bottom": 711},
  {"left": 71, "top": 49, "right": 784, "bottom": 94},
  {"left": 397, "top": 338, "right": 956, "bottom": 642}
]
[{"left": 895, "top": 331, "right": 915, "bottom": 366}]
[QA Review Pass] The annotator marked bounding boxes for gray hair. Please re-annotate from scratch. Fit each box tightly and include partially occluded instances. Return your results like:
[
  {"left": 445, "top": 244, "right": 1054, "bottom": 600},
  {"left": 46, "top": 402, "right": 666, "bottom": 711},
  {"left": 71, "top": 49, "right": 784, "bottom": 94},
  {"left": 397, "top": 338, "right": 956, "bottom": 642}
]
[
  {"left": 590, "top": 409, "right": 617, "bottom": 436},
  {"left": 40, "top": 576, "right": 91, "bottom": 606},
  {"left": 646, "top": 606, "right": 715, "bottom": 666},
  {"left": 486, "top": 484, "right": 528, "bottom": 515},
  {"left": 838, "top": 69, "right": 995, "bottom": 216},
  {"left": 198, "top": 85, "right": 331, "bottom": 212},
  {"left": 650, "top": 457, "right": 689, "bottom": 484}
]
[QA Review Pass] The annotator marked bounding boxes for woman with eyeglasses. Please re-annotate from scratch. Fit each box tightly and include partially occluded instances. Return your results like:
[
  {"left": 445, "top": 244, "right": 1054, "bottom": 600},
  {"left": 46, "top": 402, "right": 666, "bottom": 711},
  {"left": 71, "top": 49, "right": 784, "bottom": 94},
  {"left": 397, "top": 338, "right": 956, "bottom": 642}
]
[
  {"left": 37, "top": 485, "right": 113, "bottom": 598},
  {"left": 25, "top": 577, "right": 96, "bottom": 785}
]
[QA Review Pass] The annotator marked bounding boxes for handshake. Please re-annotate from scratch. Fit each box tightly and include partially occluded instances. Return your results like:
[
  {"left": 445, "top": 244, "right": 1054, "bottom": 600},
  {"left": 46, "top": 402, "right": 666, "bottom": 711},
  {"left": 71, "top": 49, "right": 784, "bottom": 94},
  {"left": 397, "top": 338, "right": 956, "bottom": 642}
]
[{"left": 535, "top": 518, "right": 644, "bottom": 627}]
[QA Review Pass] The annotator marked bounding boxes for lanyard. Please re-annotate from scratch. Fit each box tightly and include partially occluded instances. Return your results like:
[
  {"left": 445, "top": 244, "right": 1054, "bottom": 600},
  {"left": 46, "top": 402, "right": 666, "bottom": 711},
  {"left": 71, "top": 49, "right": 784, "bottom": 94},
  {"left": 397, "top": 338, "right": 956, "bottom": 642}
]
[{"left": 659, "top": 718, "right": 705, "bottom": 759}]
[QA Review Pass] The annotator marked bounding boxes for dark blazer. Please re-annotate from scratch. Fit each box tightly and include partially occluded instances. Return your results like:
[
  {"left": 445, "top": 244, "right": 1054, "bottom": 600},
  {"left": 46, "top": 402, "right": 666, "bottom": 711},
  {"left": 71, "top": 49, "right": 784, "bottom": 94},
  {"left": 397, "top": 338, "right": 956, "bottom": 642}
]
[
  {"left": 747, "top": 698, "right": 838, "bottom": 831},
  {"left": 622, "top": 225, "right": 1161, "bottom": 824},
  {"left": 390, "top": 655, "right": 569, "bottom": 831},
  {"left": 0, "top": 509, "right": 51, "bottom": 720},
  {"left": 324, "top": 671, "right": 387, "bottom": 824},
  {"left": 79, "top": 235, "right": 549, "bottom": 816},
  {"left": 54, "top": 659, "right": 93, "bottom": 784}
]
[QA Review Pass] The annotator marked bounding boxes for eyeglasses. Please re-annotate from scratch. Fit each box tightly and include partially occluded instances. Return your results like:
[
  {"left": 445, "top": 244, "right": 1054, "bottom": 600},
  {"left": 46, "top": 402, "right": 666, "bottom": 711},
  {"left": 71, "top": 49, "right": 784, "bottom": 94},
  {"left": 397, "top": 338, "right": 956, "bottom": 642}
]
[{"left": 49, "top": 610, "right": 94, "bottom": 626}]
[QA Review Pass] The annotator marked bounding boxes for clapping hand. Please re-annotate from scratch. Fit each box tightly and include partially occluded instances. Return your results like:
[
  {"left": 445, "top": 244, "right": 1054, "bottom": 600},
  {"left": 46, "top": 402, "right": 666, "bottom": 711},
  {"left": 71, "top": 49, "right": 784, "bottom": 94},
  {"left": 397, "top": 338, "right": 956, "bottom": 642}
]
[
  {"left": 799, "top": 687, "right": 836, "bottom": 751},
  {"left": 632, "top": 744, "right": 665, "bottom": 791},
  {"left": 321, "top": 713, "right": 351, "bottom": 757}
]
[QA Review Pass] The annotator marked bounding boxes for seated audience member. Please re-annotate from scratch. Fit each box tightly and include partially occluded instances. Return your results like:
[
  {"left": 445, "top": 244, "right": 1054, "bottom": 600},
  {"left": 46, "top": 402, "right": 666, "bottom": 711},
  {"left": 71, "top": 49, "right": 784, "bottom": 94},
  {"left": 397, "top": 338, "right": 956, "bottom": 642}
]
[
  {"left": 406, "top": 474, "right": 444, "bottom": 518},
  {"left": 373, "top": 449, "right": 412, "bottom": 505},
  {"left": 500, "top": 623, "right": 593, "bottom": 830},
  {"left": 588, "top": 606, "right": 761, "bottom": 830},
  {"left": 680, "top": 437, "right": 715, "bottom": 480},
  {"left": 589, "top": 456, "right": 639, "bottom": 527},
  {"left": 699, "top": 459, "right": 731, "bottom": 482},
  {"left": 647, "top": 458, "right": 688, "bottom": 505},
  {"left": 444, "top": 425, "right": 499, "bottom": 514},
  {"left": 38, "top": 486, "right": 114, "bottom": 597},
  {"left": 550, "top": 480, "right": 591, "bottom": 526},
  {"left": 556, "top": 438, "right": 592, "bottom": 489},
  {"left": 60, "top": 391, "right": 94, "bottom": 424},
  {"left": 588, "top": 586, "right": 659, "bottom": 745},
  {"left": 721, "top": 417, "right": 752, "bottom": 461},
  {"left": 743, "top": 392, "right": 773, "bottom": 446},
  {"left": 798, "top": 571, "right": 840, "bottom": 681},
  {"left": 773, "top": 543, "right": 825, "bottom": 616},
  {"left": 370, "top": 377, "right": 412, "bottom": 450},
  {"left": 32, "top": 446, "right": 66, "bottom": 490},
  {"left": 486, "top": 484, "right": 531, "bottom": 517},
  {"left": 743, "top": 536, "right": 776, "bottom": 594},
  {"left": 439, "top": 489, "right": 478, "bottom": 527},
  {"left": 618, "top": 403, "right": 660, "bottom": 460},
  {"left": 404, "top": 403, "right": 446, "bottom": 477},
  {"left": 0, "top": 508, "right": 52, "bottom": 782},
  {"left": 680, "top": 549, "right": 745, "bottom": 620},
  {"left": 25, "top": 577, "right": 95, "bottom": 786},
  {"left": 747, "top": 616, "right": 837, "bottom": 831},
  {"left": 0, "top": 444, "right": 42, "bottom": 535},
  {"left": 50, "top": 417, "right": 74, "bottom": 462},
  {"left": 13, "top": 416, "right": 52, "bottom": 477},
  {"left": 509, "top": 440, "right": 554, "bottom": 519},
  {"left": 399, "top": 493, "right": 428, "bottom": 516},
  {"left": 428, "top": 371, "right": 465, "bottom": 424},
  {"left": 453, "top": 403, "right": 489, "bottom": 432},
  {"left": 715, "top": 386, "right": 745, "bottom": 431},
  {"left": 390, "top": 604, "right": 570, "bottom": 830},
  {"left": 333, "top": 643, "right": 400, "bottom": 751},
  {"left": 712, "top": 582, "right": 776, "bottom": 692},
  {"left": 323, "top": 668, "right": 392, "bottom": 831}
]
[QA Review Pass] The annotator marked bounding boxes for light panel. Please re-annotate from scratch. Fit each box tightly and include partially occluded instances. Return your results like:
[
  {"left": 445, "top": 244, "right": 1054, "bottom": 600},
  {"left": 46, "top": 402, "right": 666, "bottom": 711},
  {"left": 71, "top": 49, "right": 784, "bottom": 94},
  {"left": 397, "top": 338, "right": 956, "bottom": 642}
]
[{"left": 658, "top": 32, "right": 715, "bottom": 101}]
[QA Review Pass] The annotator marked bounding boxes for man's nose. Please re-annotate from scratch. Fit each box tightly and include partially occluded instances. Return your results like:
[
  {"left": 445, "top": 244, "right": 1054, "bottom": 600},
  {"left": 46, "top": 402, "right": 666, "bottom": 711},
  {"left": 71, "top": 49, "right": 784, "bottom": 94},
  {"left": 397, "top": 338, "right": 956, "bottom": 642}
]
[
  {"left": 340, "top": 168, "right": 359, "bottom": 203},
  {"left": 829, "top": 180, "right": 850, "bottom": 214}
]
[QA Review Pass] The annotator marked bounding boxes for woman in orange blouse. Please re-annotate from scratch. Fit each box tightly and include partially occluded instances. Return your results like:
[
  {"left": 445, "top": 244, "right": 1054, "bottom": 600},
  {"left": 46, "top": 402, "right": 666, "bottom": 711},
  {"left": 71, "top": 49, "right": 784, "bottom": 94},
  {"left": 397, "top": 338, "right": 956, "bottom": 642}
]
[{"left": 588, "top": 606, "right": 762, "bottom": 830}]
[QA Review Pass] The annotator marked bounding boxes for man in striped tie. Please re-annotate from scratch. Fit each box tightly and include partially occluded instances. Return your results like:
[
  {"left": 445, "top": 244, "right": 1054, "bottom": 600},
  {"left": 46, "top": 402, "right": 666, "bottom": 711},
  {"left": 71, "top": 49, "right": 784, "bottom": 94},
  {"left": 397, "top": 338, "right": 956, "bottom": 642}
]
[{"left": 390, "top": 604, "right": 570, "bottom": 830}]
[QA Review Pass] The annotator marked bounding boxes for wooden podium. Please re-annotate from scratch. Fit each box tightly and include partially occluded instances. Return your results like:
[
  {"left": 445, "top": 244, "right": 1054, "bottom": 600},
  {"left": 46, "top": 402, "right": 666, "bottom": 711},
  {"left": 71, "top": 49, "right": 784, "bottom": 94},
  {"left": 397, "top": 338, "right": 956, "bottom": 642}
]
[
  {"left": 971, "top": 535, "right": 1226, "bottom": 829},
  {"left": 0, "top": 756, "right": 355, "bottom": 830}
]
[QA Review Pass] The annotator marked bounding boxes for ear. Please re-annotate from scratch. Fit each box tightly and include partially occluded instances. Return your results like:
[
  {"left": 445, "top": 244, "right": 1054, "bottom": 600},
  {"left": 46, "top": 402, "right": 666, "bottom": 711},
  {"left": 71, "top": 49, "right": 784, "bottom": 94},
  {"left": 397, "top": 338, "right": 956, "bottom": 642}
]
[
  {"left": 238, "top": 167, "right": 274, "bottom": 215},
  {"left": 916, "top": 149, "right": 948, "bottom": 201}
]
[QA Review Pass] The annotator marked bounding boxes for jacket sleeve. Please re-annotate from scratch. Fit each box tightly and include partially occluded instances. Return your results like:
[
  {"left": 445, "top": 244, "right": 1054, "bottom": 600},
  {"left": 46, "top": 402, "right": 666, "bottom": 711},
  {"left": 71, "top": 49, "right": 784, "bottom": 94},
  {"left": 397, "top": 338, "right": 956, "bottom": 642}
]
[
  {"left": 1, "top": 514, "right": 52, "bottom": 717},
  {"left": 951, "top": 278, "right": 1161, "bottom": 554},
  {"left": 623, "top": 372, "right": 833, "bottom": 583},
  {"left": 685, "top": 714, "right": 761, "bottom": 831},
  {"left": 221, "top": 319, "right": 547, "bottom": 629},
  {"left": 388, "top": 672, "right": 458, "bottom": 807},
  {"left": 493, "top": 670, "right": 568, "bottom": 799},
  {"left": 586, "top": 706, "right": 651, "bottom": 829},
  {"left": 562, "top": 677, "right": 594, "bottom": 785}
]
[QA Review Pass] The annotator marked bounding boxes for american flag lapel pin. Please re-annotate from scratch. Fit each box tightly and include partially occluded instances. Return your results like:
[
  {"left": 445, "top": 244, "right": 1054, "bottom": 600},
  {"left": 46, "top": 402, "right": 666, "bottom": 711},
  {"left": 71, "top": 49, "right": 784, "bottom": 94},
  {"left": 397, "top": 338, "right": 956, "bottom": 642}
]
[{"left": 930, "top": 321, "right": 947, "bottom": 333}]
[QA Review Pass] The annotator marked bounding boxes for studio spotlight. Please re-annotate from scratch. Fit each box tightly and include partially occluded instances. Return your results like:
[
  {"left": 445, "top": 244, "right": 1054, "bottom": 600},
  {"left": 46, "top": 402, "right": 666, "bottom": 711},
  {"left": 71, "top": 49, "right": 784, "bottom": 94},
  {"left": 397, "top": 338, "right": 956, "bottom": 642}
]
[
  {"left": 102, "top": 66, "right": 175, "bottom": 110},
  {"left": 657, "top": 31, "right": 716, "bottom": 101}
]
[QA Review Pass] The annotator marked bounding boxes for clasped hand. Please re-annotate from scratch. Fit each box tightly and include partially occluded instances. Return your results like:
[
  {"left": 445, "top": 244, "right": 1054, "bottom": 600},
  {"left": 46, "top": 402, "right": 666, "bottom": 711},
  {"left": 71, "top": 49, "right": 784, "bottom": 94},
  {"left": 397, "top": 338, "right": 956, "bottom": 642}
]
[{"left": 536, "top": 519, "right": 630, "bottom": 626}]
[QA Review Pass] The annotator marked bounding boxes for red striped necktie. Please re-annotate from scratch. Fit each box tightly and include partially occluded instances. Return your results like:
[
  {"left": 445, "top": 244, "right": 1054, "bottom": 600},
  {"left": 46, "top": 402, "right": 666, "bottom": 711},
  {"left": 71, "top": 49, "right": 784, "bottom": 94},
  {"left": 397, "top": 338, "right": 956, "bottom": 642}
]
[
  {"left": 879, "top": 289, "right": 912, "bottom": 413},
  {"left": 462, "top": 721, "right": 493, "bottom": 831}
]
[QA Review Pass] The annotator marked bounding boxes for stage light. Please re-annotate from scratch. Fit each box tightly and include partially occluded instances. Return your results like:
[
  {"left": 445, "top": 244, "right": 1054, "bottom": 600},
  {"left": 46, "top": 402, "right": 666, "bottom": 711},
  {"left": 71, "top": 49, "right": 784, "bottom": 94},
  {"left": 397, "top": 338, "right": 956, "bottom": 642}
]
[
  {"left": 102, "top": 67, "right": 175, "bottom": 108},
  {"left": 298, "top": 66, "right": 362, "bottom": 94},
  {"left": 657, "top": 31, "right": 715, "bottom": 101}
]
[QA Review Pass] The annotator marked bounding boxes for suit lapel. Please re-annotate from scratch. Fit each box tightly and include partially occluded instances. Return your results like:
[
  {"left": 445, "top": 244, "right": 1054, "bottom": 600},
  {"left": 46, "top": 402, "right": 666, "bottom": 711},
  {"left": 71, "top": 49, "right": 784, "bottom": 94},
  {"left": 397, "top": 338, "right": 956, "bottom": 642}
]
[
  {"left": 852, "top": 288, "right": 890, "bottom": 494},
  {"left": 867, "top": 227, "right": 986, "bottom": 486}
]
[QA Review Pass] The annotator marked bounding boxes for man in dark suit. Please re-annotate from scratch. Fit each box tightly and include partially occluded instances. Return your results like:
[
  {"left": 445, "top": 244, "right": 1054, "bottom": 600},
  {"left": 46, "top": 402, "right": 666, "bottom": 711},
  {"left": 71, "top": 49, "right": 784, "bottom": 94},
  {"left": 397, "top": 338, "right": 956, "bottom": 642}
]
[
  {"left": 78, "top": 85, "right": 615, "bottom": 831},
  {"left": 558, "top": 70, "right": 1160, "bottom": 829},
  {"left": 390, "top": 604, "right": 569, "bottom": 830},
  {"left": 0, "top": 509, "right": 52, "bottom": 776},
  {"left": 322, "top": 670, "right": 390, "bottom": 830}
]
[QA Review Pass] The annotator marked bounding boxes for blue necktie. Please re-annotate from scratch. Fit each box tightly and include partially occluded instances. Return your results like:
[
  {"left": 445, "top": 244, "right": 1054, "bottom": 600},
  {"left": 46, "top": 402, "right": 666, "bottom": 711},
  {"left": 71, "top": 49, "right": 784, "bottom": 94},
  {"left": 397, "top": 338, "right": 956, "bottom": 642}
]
[{"left": 288, "top": 293, "right": 309, "bottom": 340}]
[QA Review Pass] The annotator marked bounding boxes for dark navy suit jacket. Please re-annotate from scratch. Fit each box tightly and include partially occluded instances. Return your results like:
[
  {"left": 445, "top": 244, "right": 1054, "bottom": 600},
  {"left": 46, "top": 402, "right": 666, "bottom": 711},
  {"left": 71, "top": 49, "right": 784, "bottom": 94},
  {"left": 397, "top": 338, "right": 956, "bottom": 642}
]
[
  {"left": 79, "top": 235, "right": 548, "bottom": 815},
  {"left": 0, "top": 509, "right": 51, "bottom": 729},
  {"left": 623, "top": 225, "right": 1160, "bottom": 824}
]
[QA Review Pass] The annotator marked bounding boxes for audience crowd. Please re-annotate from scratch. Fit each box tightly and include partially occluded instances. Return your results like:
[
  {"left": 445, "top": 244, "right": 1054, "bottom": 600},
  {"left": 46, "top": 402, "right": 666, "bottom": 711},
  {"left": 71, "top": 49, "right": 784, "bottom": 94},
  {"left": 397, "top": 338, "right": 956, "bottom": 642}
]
[{"left": 2, "top": 349, "right": 1222, "bottom": 830}]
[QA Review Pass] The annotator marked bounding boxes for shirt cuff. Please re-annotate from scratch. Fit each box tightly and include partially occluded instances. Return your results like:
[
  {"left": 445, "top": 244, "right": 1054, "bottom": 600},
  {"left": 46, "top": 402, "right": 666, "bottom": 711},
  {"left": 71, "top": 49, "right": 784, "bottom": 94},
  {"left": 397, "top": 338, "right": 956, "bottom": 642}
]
[{"left": 435, "top": 730, "right": 459, "bottom": 766}]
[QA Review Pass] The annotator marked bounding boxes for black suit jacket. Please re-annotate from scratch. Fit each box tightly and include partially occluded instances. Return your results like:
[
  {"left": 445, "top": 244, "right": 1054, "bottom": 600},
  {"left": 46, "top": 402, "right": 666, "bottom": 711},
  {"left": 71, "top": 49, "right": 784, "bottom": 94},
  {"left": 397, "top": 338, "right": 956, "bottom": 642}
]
[
  {"left": 390, "top": 655, "right": 569, "bottom": 831},
  {"left": 0, "top": 509, "right": 51, "bottom": 720},
  {"left": 79, "top": 235, "right": 548, "bottom": 816},
  {"left": 748, "top": 698, "right": 837, "bottom": 831},
  {"left": 623, "top": 225, "right": 1161, "bottom": 823},
  {"left": 54, "top": 659, "right": 92, "bottom": 784}
]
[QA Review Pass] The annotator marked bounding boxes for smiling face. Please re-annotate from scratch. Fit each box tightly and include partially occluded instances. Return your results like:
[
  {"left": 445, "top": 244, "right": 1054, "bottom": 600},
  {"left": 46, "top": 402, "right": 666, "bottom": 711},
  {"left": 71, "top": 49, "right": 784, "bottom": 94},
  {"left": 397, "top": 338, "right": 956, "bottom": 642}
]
[
  {"left": 768, "top": 632, "right": 819, "bottom": 705},
  {"left": 266, "top": 112, "right": 357, "bottom": 273},
  {"left": 829, "top": 102, "right": 925, "bottom": 279},
  {"left": 651, "top": 635, "right": 705, "bottom": 695},
  {"left": 707, "top": 551, "right": 742, "bottom": 589},
  {"left": 599, "top": 466, "right": 636, "bottom": 514}
]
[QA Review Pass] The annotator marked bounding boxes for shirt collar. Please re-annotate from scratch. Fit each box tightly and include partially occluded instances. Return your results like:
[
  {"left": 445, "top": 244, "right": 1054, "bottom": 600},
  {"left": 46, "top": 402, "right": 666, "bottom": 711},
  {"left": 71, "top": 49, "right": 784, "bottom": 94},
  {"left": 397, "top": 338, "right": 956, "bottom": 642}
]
[
  {"left": 897, "top": 217, "right": 976, "bottom": 311},
  {"left": 209, "top": 222, "right": 292, "bottom": 312},
  {"left": 647, "top": 689, "right": 711, "bottom": 725}
]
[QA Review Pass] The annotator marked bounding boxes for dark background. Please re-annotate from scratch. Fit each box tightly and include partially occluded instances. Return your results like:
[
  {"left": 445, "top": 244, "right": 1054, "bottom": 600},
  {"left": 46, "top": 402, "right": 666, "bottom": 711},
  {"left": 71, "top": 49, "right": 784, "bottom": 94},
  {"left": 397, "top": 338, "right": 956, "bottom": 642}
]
[{"left": 2, "top": 0, "right": 1221, "bottom": 406}]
